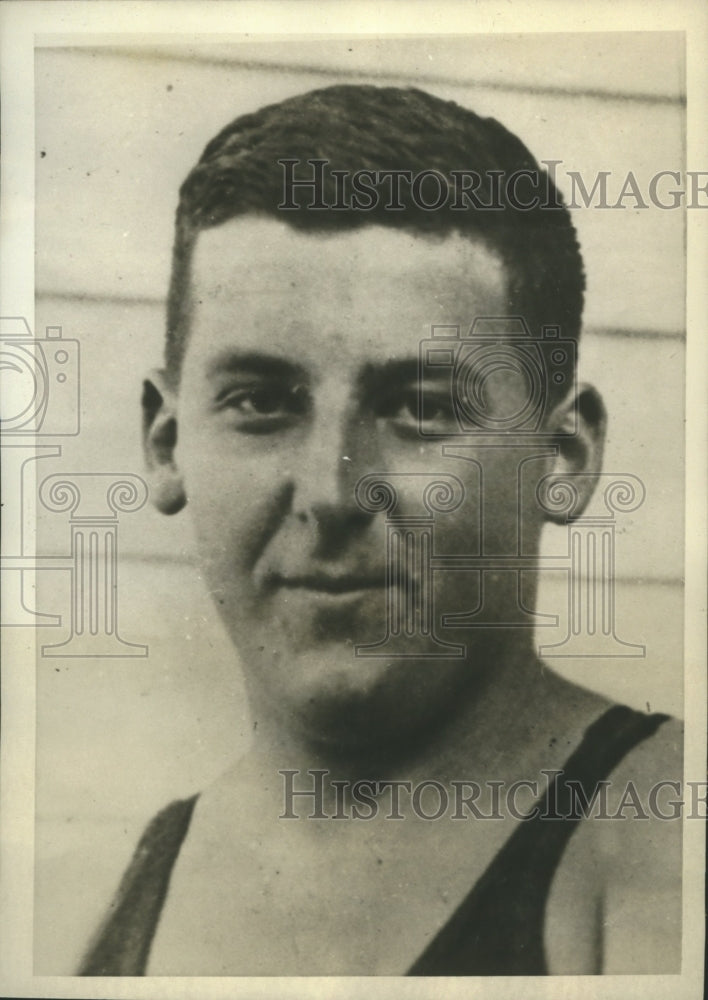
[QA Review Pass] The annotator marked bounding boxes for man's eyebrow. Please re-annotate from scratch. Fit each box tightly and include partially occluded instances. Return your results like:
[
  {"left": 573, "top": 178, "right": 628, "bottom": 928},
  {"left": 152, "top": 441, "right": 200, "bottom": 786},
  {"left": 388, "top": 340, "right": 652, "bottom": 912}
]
[
  {"left": 205, "top": 352, "right": 306, "bottom": 380},
  {"left": 362, "top": 358, "right": 445, "bottom": 385}
]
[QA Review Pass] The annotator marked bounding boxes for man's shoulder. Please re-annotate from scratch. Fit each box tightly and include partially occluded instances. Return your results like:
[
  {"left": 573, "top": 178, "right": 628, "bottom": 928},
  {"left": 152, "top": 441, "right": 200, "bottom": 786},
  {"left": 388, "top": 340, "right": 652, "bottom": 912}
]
[
  {"left": 544, "top": 701, "right": 683, "bottom": 974},
  {"left": 536, "top": 667, "right": 682, "bottom": 782},
  {"left": 594, "top": 709, "right": 683, "bottom": 872},
  {"left": 590, "top": 710, "right": 683, "bottom": 973}
]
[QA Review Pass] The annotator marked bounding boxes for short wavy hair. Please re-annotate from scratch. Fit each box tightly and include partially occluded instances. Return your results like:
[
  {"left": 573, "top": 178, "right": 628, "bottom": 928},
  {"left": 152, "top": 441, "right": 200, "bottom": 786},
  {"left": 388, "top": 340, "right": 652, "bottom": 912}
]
[{"left": 165, "top": 84, "right": 585, "bottom": 382}]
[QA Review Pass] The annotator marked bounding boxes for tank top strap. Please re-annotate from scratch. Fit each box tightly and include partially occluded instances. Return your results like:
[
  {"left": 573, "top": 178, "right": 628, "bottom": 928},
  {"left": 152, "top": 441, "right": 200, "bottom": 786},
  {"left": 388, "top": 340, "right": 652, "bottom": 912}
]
[
  {"left": 78, "top": 794, "right": 198, "bottom": 976},
  {"left": 407, "top": 705, "right": 669, "bottom": 976}
]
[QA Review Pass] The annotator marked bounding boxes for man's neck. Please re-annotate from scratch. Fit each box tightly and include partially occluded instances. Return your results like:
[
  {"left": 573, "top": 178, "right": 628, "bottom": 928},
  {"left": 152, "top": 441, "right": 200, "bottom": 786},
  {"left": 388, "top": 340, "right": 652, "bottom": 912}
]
[{"left": 237, "top": 647, "right": 551, "bottom": 812}]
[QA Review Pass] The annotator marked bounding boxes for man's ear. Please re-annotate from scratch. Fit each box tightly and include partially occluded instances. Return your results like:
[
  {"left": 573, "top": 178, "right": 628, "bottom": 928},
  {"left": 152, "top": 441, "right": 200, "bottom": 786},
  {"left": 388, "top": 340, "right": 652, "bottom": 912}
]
[
  {"left": 142, "top": 370, "right": 186, "bottom": 515},
  {"left": 541, "top": 383, "right": 607, "bottom": 523}
]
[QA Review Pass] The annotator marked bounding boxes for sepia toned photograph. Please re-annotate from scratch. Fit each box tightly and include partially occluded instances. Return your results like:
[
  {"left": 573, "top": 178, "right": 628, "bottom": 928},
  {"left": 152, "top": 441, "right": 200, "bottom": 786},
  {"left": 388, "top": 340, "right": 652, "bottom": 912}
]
[{"left": 0, "top": 4, "right": 706, "bottom": 998}]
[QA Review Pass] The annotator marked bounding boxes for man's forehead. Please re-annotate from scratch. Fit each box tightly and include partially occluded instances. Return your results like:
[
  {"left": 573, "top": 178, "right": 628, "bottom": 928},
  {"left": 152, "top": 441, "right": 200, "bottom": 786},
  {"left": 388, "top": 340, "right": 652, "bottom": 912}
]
[
  {"left": 190, "top": 217, "right": 508, "bottom": 298},
  {"left": 184, "top": 217, "right": 510, "bottom": 373}
]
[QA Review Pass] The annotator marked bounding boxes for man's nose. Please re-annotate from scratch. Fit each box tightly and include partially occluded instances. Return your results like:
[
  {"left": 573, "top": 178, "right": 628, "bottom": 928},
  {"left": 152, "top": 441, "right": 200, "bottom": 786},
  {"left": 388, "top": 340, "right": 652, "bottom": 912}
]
[{"left": 290, "top": 406, "right": 375, "bottom": 530}]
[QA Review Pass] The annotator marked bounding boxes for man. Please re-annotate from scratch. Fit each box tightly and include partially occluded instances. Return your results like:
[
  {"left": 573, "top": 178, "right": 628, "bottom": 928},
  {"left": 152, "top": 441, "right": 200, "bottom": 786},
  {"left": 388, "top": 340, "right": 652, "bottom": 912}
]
[{"left": 80, "top": 84, "right": 681, "bottom": 975}]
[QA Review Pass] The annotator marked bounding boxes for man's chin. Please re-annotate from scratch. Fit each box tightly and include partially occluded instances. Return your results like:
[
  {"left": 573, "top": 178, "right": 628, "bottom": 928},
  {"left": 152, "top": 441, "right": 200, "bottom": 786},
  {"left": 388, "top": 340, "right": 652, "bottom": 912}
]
[{"left": 247, "top": 640, "right": 478, "bottom": 756}]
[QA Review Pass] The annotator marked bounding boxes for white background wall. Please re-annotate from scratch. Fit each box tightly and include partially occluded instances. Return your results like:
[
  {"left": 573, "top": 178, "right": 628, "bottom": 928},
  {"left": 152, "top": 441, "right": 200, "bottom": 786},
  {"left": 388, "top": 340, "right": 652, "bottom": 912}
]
[{"left": 31, "top": 35, "right": 686, "bottom": 970}]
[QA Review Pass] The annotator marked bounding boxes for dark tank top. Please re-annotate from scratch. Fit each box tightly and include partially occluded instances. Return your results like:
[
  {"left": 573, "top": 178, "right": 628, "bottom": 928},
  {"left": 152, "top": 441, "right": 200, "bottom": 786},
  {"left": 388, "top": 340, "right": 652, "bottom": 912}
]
[{"left": 78, "top": 705, "right": 668, "bottom": 976}]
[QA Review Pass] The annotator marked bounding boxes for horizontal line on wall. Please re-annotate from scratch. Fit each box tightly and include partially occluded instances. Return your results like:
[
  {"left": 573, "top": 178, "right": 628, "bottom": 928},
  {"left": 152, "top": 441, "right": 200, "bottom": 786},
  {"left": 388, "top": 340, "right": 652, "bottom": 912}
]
[
  {"left": 37, "top": 289, "right": 165, "bottom": 307},
  {"left": 106, "top": 550, "right": 686, "bottom": 588},
  {"left": 54, "top": 45, "right": 686, "bottom": 108},
  {"left": 585, "top": 325, "right": 685, "bottom": 342},
  {"left": 35, "top": 290, "right": 685, "bottom": 343},
  {"left": 34, "top": 544, "right": 684, "bottom": 589}
]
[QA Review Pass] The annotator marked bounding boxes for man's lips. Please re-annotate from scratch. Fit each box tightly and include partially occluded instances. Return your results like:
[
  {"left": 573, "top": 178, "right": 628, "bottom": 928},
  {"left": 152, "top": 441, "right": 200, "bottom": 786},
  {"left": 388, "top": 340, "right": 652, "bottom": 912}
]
[{"left": 274, "top": 572, "right": 385, "bottom": 595}]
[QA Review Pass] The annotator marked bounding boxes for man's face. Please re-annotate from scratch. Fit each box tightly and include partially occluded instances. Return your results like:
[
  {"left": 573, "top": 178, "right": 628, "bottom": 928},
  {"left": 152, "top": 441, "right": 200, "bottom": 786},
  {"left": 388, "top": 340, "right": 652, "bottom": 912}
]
[{"left": 172, "top": 218, "right": 552, "bottom": 750}]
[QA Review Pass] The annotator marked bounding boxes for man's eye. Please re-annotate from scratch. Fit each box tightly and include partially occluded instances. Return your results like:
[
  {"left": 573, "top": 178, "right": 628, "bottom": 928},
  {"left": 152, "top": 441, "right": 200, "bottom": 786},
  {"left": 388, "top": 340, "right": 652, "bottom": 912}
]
[
  {"left": 418, "top": 395, "right": 456, "bottom": 425},
  {"left": 378, "top": 389, "right": 456, "bottom": 434},
  {"left": 216, "top": 384, "right": 308, "bottom": 430},
  {"left": 231, "top": 388, "right": 286, "bottom": 415}
]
